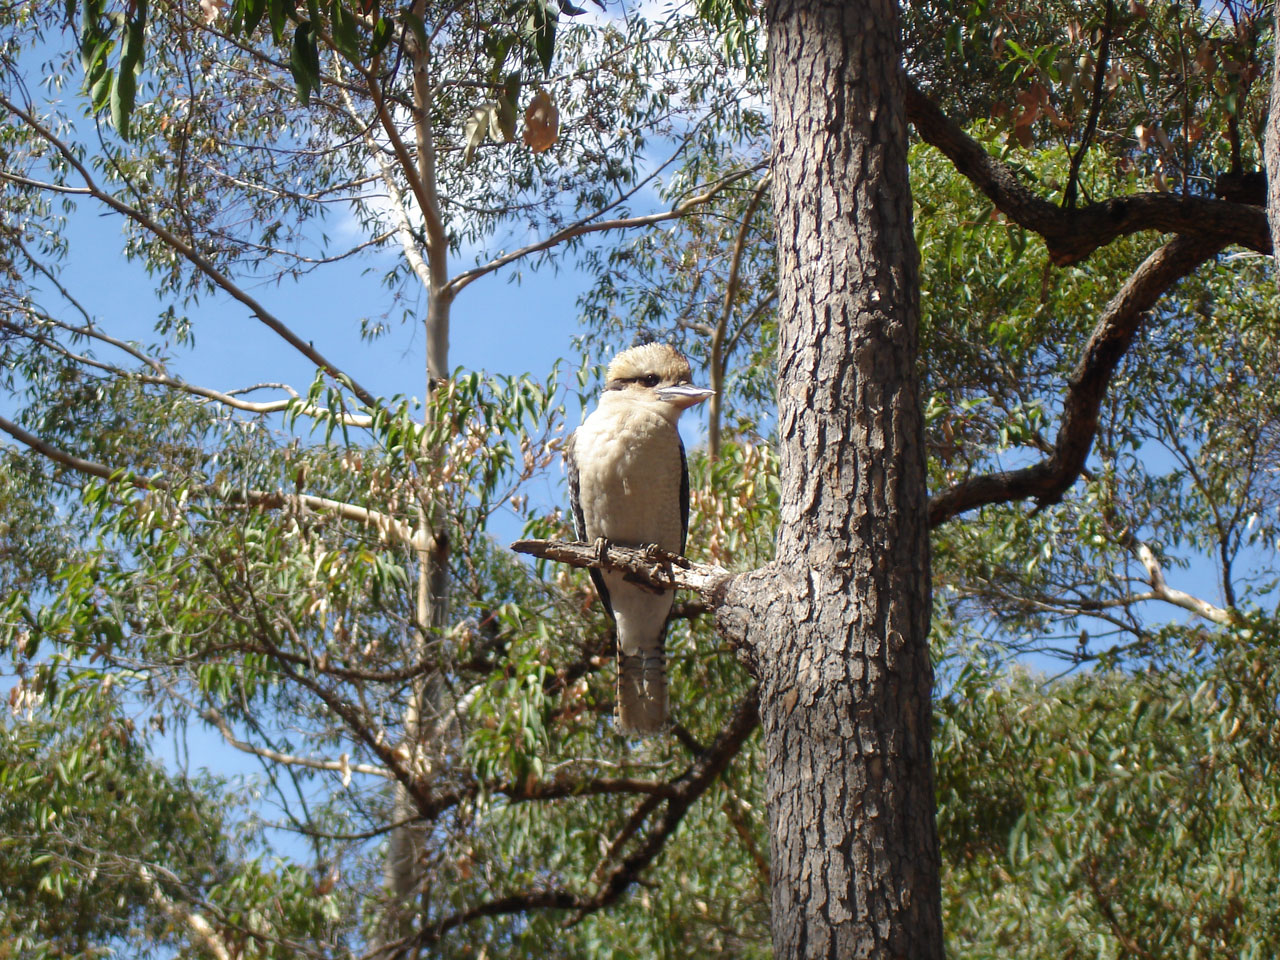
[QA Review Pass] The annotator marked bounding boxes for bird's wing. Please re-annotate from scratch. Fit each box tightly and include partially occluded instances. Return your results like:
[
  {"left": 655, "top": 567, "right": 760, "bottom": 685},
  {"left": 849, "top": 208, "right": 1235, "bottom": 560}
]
[
  {"left": 565, "top": 429, "right": 614, "bottom": 621},
  {"left": 679, "top": 435, "right": 690, "bottom": 554},
  {"left": 565, "top": 431, "right": 586, "bottom": 539}
]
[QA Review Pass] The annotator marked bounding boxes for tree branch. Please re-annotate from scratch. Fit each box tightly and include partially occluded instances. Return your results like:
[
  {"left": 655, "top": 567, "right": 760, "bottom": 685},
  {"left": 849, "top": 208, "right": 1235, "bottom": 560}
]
[
  {"left": 1, "top": 318, "right": 373, "bottom": 426},
  {"left": 202, "top": 707, "right": 395, "bottom": 780},
  {"left": 510, "top": 539, "right": 733, "bottom": 597},
  {"left": 1063, "top": 0, "right": 1113, "bottom": 211},
  {"left": 1135, "top": 542, "right": 1236, "bottom": 625},
  {"left": 445, "top": 164, "right": 767, "bottom": 297},
  {"left": 0, "top": 94, "right": 378, "bottom": 408},
  {"left": 137, "top": 864, "right": 234, "bottom": 960},
  {"left": 928, "top": 234, "right": 1224, "bottom": 527},
  {"left": 904, "top": 80, "right": 1269, "bottom": 264},
  {"left": 9, "top": 234, "right": 167, "bottom": 373},
  {"left": 0, "top": 415, "right": 421, "bottom": 548},
  {"left": 413, "top": 687, "right": 760, "bottom": 946},
  {"left": 336, "top": 73, "right": 437, "bottom": 308},
  {"left": 710, "top": 173, "right": 771, "bottom": 461}
]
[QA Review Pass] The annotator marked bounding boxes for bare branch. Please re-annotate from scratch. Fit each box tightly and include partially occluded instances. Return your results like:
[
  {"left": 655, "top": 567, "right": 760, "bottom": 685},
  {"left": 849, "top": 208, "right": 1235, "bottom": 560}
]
[
  {"left": 710, "top": 173, "right": 771, "bottom": 460},
  {"left": 8, "top": 234, "right": 167, "bottom": 373},
  {"left": 445, "top": 163, "right": 769, "bottom": 297},
  {"left": 336, "top": 73, "right": 436, "bottom": 301},
  {"left": 1, "top": 318, "right": 373, "bottom": 427},
  {"left": 1063, "top": 0, "right": 1114, "bottom": 210},
  {"left": 202, "top": 708, "right": 395, "bottom": 779},
  {"left": 1135, "top": 543, "right": 1236, "bottom": 625},
  {"left": 510, "top": 539, "right": 733, "bottom": 598},
  {"left": 0, "top": 94, "right": 378, "bottom": 407}
]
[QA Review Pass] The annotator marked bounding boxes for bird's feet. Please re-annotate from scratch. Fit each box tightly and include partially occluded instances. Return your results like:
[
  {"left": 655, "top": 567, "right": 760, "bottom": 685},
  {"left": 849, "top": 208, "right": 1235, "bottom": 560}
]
[
  {"left": 593, "top": 536, "right": 611, "bottom": 565},
  {"left": 641, "top": 543, "right": 679, "bottom": 588}
]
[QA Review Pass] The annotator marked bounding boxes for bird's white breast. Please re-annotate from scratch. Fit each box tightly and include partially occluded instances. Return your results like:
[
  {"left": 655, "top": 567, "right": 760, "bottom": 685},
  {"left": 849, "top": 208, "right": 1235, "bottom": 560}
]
[{"left": 573, "top": 404, "right": 685, "bottom": 553}]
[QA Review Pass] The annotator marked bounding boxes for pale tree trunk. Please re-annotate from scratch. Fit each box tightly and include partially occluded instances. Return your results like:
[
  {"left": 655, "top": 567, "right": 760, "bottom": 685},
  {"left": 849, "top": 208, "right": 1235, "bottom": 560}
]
[
  {"left": 375, "top": 5, "right": 454, "bottom": 951},
  {"left": 1267, "top": 0, "right": 1280, "bottom": 262},
  {"left": 718, "top": 1, "right": 944, "bottom": 956},
  {"left": 379, "top": 533, "right": 449, "bottom": 955}
]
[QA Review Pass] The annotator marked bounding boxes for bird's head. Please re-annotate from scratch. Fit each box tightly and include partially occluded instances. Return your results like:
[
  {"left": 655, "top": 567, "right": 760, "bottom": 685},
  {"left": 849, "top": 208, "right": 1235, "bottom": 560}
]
[{"left": 603, "top": 343, "right": 714, "bottom": 421}]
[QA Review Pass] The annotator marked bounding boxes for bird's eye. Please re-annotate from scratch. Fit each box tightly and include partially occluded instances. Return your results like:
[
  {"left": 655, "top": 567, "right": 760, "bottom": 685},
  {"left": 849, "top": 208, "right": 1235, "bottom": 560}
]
[{"left": 642, "top": 374, "right": 660, "bottom": 388}]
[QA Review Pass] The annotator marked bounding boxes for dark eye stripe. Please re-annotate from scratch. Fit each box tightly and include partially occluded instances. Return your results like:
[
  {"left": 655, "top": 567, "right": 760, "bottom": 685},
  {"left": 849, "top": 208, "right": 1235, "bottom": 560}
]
[{"left": 607, "top": 374, "right": 663, "bottom": 390}]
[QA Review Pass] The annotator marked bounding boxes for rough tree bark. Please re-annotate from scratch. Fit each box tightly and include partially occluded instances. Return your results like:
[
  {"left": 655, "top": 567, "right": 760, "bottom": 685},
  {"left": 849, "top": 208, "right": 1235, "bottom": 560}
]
[
  {"left": 1267, "top": 0, "right": 1280, "bottom": 263},
  {"left": 715, "top": 1, "right": 943, "bottom": 956}
]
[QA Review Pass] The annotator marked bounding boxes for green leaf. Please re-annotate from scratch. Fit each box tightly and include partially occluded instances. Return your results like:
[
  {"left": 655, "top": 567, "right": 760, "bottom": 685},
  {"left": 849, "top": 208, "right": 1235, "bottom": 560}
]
[
  {"left": 268, "top": 0, "right": 287, "bottom": 43},
  {"left": 241, "top": 0, "right": 268, "bottom": 37},
  {"left": 110, "top": 61, "right": 135, "bottom": 138},
  {"left": 1004, "top": 38, "right": 1032, "bottom": 62},
  {"left": 368, "top": 15, "right": 394, "bottom": 58},
  {"left": 329, "top": 0, "right": 361, "bottom": 62},
  {"left": 526, "top": 0, "right": 557, "bottom": 75},
  {"left": 495, "top": 72, "right": 520, "bottom": 141},
  {"left": 90, "top": 66, "right": 114, "bottom": 114},
  {"left": 290, "top": 21, "right": 322, "bottom": 103}
]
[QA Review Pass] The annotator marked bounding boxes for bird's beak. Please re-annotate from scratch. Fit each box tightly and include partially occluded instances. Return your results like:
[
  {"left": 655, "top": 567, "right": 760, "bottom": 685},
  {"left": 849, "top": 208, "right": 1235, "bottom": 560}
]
[{"left": 656, "top": 384, "right": 715, "bottom": 409}]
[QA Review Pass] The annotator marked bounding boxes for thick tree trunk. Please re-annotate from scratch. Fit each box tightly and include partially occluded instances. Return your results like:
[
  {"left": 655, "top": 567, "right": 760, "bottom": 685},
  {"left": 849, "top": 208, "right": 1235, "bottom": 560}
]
[
  {"left": 1267, "top": 0, "right": 1280, "bottom": 264},
  {"left": 737, "top": 1, "right": 943, "bottom": 956}
]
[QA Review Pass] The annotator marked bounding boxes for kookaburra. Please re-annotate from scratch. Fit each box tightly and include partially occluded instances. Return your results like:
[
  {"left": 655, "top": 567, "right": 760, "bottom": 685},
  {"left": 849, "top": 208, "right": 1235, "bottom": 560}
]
[{"left": 566, "top": 344, "right": 713, "bottom": 736}]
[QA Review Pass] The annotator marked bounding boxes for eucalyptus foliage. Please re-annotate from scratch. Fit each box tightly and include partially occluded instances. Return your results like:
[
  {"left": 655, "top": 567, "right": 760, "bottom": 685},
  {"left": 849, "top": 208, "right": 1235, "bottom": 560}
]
[{"left": 1, "top": 0, "right": 1279, "bottom": 957}]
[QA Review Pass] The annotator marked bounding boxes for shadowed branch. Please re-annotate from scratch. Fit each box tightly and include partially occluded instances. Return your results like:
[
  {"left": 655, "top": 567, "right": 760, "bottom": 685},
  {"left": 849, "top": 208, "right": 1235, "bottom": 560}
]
[{"left": 904, "top": 80, "right": 1268, "bottom": 265}]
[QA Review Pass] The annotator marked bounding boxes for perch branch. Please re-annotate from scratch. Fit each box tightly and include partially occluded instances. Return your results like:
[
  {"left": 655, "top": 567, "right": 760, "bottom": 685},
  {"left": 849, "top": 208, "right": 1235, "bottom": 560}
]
[{"left": 510, "top": 539, "right": 733, "bottom": 598}]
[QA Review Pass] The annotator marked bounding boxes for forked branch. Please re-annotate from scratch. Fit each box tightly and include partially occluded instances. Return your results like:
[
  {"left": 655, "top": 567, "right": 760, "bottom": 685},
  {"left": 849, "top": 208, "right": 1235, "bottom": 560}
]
[
  {"left": 904, "top": 80, "right": 1269, "bottom": 264},
  {"left": 412, "top": 687, "right": 760, "bottom": 946}
]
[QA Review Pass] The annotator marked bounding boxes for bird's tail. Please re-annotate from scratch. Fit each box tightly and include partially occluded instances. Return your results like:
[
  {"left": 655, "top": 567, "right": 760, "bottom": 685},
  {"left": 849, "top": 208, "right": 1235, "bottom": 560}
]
[{"left": 617, "top": 652, "right": 667, "bottom": 736}]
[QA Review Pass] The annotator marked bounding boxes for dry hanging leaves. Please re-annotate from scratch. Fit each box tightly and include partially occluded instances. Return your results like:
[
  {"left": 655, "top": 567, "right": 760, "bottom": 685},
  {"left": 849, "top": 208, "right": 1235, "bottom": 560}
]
[{"left": 523, "top": 89, "right": 559, "bottom": 153}]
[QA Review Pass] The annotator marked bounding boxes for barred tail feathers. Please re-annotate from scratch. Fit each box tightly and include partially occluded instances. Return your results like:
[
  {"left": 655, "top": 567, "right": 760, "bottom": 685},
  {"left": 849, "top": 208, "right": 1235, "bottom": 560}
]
[
  {"left": 617, "top": 650, "right": 668, "bottom": 736},
  {"left": 608, "top": 571, "right": 674, "bottom": 736}
]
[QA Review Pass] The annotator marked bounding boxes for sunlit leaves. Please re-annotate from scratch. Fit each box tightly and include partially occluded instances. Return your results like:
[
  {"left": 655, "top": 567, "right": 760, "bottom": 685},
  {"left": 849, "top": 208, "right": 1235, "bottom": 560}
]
[
  {"left": 937, "top": 626, "right": 1280, "bottom": 958},
  {"left": 0, "top": 699, "right": 344, "bottom": 959},
  {"left": 76, "top": 0, "right": 147, "bottom": 138},
  {"left": 67, "top": 0, "right": 598, "bottom": 141}
]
